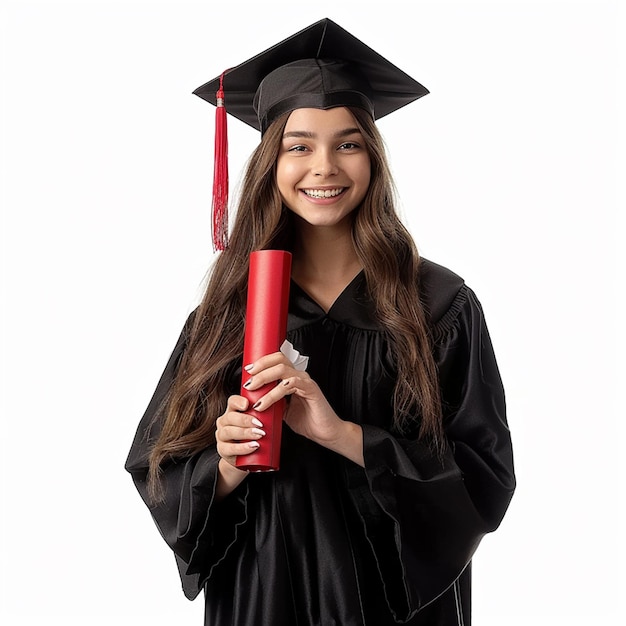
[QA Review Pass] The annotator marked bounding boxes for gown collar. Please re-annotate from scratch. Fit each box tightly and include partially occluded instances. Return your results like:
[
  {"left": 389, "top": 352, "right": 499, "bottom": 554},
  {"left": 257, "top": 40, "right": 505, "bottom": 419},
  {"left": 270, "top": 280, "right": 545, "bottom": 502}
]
[{"left": 288, "top": 270, "right": 381, "bottom": 331}]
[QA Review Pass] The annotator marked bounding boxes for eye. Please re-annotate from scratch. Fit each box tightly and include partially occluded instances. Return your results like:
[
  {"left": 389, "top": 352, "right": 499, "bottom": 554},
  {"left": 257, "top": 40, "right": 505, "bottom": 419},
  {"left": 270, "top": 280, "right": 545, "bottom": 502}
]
[
  {"left": 338, "top": 141, "right": 361, "bottom": 151},
  {"left": 286, "top": 144, "right": 309, "bottom": 153}
]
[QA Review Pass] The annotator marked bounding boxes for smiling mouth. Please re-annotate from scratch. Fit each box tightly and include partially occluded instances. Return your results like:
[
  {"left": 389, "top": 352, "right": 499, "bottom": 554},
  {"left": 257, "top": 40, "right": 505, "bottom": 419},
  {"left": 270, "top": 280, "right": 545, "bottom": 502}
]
[{"left": 302, "top": 188, "right": 346, "bottom": 199}]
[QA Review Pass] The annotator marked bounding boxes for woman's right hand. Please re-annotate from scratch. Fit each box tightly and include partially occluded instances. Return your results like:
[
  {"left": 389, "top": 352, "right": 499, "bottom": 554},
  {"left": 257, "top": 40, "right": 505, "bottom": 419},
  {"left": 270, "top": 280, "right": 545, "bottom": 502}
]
[{"left": 214, "top": 395, "right": 266, "bottom": 499}]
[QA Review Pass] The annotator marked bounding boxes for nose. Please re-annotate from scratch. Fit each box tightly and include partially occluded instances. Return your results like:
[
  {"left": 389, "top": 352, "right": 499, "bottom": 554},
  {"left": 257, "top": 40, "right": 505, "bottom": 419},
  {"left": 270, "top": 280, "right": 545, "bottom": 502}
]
[{"left": 312, "top": 149, "right": 339, "bottom": 177}]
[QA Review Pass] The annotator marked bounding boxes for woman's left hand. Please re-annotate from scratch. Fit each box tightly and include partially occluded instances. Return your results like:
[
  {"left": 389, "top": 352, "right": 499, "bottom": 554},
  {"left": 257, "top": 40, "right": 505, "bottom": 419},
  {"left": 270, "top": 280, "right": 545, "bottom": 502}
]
[{"left": 242, "top": 352, "right": 364, "bottom": 465}]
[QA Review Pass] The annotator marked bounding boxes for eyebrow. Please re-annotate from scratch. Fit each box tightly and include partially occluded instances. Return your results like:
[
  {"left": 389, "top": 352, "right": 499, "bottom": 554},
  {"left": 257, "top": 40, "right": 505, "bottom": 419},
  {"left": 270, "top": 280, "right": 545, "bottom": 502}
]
[{"left": 282, "top": 127, "right": 362, "bottom": 140}]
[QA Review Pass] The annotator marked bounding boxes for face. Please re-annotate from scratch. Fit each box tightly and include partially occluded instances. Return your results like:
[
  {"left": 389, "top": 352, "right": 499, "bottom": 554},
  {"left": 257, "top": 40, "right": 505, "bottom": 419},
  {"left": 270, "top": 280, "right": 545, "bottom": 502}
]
[{"left": 276, "top": 107, "right": 371, "bottom": 231}]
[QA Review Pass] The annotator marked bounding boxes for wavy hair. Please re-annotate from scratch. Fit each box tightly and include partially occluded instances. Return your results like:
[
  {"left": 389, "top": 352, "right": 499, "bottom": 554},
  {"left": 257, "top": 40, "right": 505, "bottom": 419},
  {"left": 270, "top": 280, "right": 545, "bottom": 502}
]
[{"left": 147, "top": 107, "right": 443, "bottom": 500}]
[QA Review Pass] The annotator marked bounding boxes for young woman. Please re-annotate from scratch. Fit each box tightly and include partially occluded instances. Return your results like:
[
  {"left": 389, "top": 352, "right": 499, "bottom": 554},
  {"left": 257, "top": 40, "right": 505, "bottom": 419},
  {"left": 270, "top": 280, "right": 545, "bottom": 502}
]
[{"left": 125, "top": 19, "right": 515, "bottom": 626}]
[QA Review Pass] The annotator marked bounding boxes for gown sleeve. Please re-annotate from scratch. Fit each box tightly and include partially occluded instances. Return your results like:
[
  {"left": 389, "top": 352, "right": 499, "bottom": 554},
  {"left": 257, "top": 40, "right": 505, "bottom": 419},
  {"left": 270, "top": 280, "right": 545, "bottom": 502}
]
[
  {"left": 124, "top": 313, "right": 250, "bottom": 600},
  {"left": 344, "top": 284, "right": 515, "bottom": 622}
]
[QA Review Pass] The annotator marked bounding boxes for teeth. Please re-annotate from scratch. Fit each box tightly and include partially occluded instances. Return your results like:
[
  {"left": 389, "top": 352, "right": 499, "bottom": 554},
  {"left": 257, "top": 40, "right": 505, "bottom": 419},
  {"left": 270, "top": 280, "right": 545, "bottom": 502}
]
[{"left": 303, "top": 188, "right": 344, "bottom": 198}]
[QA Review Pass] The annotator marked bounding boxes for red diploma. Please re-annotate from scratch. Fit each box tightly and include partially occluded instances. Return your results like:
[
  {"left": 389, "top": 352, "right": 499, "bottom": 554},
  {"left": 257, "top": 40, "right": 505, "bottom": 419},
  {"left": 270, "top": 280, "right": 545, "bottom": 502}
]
[{"left": 236, "top": 250, "right": 292, "bottom": 471}]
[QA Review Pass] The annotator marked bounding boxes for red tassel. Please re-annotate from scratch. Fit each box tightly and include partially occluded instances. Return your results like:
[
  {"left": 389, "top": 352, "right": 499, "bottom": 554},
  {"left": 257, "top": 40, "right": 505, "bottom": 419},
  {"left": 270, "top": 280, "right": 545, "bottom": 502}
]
[{"left": 212, "top": 72, "right": 229, "bottom": 251}]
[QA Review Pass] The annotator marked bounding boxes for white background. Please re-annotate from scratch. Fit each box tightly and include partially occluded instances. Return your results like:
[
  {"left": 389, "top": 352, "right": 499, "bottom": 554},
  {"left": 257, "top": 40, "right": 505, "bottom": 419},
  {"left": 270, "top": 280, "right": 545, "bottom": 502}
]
[{"left": 1, "top": 1, "right": 623, "bottom": 624}]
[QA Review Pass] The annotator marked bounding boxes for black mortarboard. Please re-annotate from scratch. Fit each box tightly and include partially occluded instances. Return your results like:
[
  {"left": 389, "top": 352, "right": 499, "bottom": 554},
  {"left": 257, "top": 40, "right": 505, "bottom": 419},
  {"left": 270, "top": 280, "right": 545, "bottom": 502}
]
[
  {"left": 193, "top": 17, "right": 428, "bottom": 133},
  {"left": 193, "top": 18, "right": 429, "bottom": 251}
]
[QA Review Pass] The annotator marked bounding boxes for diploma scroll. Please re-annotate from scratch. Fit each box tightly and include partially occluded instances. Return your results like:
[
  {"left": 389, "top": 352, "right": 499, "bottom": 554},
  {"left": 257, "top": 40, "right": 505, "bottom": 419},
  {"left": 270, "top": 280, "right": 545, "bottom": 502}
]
[{"left": 236, "top": 250, "right": 292, "bottom": 472}]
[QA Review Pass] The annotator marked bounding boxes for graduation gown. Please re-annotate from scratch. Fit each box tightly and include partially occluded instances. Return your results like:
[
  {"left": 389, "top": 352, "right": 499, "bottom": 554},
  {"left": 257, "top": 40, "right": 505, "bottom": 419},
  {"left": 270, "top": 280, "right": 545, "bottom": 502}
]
[{"left": 125, "top": 258, "right": 515, "bottom": 626}]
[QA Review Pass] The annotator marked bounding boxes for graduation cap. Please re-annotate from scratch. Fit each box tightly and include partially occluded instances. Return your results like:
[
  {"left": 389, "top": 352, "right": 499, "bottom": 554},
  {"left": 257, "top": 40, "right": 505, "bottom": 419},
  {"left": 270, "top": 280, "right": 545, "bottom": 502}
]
[{"left": 193, "top": 18, "right": 429, "bottom": 250}]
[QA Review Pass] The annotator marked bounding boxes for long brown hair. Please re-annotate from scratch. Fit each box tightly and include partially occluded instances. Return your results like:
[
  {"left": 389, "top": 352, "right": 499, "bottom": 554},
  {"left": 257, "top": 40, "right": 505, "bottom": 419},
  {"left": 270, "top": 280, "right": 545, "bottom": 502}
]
[{"left": 147, "top": 107, "right": 443, "bottom": 499}]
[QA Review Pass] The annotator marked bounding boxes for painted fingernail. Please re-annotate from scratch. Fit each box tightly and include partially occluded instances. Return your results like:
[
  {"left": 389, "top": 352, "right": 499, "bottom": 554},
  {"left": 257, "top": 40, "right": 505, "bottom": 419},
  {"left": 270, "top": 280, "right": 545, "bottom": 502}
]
[
  {"left": 251, "top": 417, "right": 264, "bottom": 427},
  {"left": 252, "top": 401, "right": 261, "bottom": 410},
  {"left": 248, "top": 441, "right": 260, "bottom": 449},
  {"left": 243, "top": 378, "right": 252, "bottom": 389},
  {"left": 244, "top": 364, "right": 254, "bottom": 372},
  {"left": 282, "top": 379, "right": 290, "bottom": 386},
  {"left": 251, "top": 428, "right": 266, "bottom": 437}
]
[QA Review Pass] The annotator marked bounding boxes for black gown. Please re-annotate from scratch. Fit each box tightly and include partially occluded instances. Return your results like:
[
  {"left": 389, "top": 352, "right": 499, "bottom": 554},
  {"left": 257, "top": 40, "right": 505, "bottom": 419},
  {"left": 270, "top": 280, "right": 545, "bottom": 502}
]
[{"left": 125, "top": 258, "right": 515, "bottom": 626}]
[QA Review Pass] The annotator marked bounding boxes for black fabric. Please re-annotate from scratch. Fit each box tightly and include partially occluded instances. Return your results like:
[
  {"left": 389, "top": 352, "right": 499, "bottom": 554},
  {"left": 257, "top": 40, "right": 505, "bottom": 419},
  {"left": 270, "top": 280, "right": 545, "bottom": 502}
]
[
  {"left": 258, "top": 65, "right": 375, "bottom": 135},
  {"left": 125, "top": 258, "right": 515, "bottom": 625},
  {"left": 192, "top": 18, "right": 429, "bottom": 132}
]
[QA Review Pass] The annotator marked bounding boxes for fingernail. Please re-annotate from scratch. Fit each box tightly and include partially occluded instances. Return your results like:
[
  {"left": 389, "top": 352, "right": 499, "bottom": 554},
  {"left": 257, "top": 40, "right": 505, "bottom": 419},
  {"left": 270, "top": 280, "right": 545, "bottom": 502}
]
[
  {"left": 244, "top": 364, "right": 254, "bottom": 372},
  {"left": 252, "top": 401, "right": 261, "bottom": 410},
  {"left": 248, "top": 441, "right": 260, "bottom": 449},
  {"left": 251, "top": 417, "right": 264, "bottom": 427},
  {"left": 251, "top": 428, "right": 266, "bottom": 436},
  {"left": 243, "top": 378, "right": 252, "bottom": 389}
]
